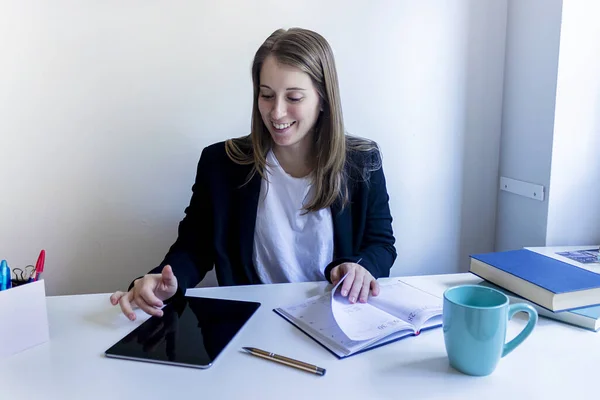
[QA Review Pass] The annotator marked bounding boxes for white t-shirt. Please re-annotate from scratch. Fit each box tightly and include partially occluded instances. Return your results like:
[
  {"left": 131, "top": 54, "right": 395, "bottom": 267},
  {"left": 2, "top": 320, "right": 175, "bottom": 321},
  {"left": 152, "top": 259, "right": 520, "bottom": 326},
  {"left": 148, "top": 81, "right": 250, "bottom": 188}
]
[{"left": 252, "top": 150, "right": 334, "bottom": 284}]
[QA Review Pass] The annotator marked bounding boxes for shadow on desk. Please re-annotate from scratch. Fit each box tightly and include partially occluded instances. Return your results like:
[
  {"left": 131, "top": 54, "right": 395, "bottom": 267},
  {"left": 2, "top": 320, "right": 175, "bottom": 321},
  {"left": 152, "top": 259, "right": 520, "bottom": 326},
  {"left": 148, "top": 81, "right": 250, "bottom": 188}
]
[
  {"left": 82, "top": 302, "right": 147, "bottom": 330},
  {"left": 304, "top": 284, "right": 331, "bottom": 299},
  {"left": 378, "top": 355, "right": 469, "bottom": 379},
  {"left": 403, "top": 356, "right": 460, "bottom": 375}
]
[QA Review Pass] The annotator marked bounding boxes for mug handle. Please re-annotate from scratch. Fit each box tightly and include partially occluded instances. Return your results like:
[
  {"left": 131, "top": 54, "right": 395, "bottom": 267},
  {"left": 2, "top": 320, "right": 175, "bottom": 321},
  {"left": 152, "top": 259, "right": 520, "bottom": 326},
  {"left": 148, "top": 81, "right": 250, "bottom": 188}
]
[{"left": 502, "top": 303, "right": 538, "bottom": 357}]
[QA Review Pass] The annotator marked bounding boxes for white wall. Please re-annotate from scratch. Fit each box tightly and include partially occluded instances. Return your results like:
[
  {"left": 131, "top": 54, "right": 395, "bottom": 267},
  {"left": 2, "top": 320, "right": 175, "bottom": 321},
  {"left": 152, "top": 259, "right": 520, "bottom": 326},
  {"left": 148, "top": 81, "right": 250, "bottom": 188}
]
[
  {"left": 0, "top": 0, "right": 507, "bottom": 296},
  {"left": 495, "top": 0, "right": 600, "bottom": 251},
  {"left": 494, "top": 0, "right": 563, "bottom": 251},
  {"left": 546, "top": 0, "right": 600, "bottom": 245}
]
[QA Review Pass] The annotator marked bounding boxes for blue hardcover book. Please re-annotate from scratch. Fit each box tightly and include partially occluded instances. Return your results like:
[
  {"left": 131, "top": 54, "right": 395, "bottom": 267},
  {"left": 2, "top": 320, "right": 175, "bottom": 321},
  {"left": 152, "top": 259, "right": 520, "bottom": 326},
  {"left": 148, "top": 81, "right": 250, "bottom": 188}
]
[
  {"left": 469, "top": 249, "right": 600, "bottom": 312},
  {"left": 479, "top": 281, "right": 600, "bottom": 331}
]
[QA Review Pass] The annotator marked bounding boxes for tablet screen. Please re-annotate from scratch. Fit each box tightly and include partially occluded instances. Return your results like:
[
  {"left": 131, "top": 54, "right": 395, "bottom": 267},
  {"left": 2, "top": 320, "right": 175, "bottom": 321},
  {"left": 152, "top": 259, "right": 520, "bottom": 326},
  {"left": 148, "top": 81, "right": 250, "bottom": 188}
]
[{"left": 105, "top": 296, "right": 261, "bottom": 369}]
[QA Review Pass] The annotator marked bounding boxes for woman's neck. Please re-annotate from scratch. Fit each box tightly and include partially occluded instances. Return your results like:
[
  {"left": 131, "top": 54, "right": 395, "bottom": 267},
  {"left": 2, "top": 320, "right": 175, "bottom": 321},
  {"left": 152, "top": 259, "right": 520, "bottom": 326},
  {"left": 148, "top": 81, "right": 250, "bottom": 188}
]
[{"left": 272, "top": 138, "right": 314, "bottom": 179}]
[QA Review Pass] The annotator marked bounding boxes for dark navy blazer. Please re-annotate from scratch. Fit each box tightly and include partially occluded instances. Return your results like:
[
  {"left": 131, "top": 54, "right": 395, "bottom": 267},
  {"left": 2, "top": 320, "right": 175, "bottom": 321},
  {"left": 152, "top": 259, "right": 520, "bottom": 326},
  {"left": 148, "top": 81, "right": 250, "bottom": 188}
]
[{"left": 145, "top": 141, "right": 397, "bottom": 296}]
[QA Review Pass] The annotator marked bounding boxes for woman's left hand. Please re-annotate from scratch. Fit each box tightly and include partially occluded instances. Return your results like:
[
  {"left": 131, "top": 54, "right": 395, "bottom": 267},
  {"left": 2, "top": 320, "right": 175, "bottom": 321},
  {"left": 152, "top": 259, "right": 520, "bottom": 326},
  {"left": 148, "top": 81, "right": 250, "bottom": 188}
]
[{"left": 330, "top": 262, "right": 380, "bottom": 304}]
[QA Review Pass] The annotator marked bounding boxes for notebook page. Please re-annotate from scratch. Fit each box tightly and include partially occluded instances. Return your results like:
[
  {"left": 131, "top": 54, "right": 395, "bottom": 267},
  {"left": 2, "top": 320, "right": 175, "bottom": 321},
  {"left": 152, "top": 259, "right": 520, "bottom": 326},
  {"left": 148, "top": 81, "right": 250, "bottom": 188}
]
[
  {"left": 274, "top": 276, "right": 441, "bottom": 356},
  {"left": 275, "top": 292, "right": 385, "bottom": 356},
  {"left": 368, "top": 281, "right": 442, "bottom": 331},
  {"left": 331, "top": 289, "right": 413, "bottom": 341},
  {"left": 327, "top": 273, "right": 417, "bottom": 341}
]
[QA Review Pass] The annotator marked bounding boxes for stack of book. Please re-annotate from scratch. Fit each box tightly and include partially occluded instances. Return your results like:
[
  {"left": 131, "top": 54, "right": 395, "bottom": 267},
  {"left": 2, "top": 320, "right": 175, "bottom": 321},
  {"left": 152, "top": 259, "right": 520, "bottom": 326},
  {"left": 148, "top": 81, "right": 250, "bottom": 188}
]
[{"left": 469, "top": 246, "right": 600, "bottom": 331}]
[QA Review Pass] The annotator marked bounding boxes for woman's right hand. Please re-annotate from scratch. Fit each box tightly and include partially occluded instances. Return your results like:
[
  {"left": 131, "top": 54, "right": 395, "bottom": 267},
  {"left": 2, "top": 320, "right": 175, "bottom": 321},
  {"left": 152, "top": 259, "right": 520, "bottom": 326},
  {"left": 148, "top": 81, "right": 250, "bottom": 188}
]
[{"left": 110, "top": 265, "right": 178, "bottom": 321}]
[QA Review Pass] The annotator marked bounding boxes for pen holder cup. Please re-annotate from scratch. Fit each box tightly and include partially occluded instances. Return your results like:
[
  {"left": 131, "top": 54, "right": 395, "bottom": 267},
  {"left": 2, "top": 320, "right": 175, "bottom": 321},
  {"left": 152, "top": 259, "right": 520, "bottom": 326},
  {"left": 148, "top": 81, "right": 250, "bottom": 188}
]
[{"left": 0, "top": 279, "right": 50, "bottom": 359}]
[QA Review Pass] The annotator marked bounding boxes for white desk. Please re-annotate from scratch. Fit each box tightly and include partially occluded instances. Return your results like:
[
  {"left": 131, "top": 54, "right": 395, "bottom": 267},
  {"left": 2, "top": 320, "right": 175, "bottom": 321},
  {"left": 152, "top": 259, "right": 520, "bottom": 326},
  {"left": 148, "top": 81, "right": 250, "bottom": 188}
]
[{"left": 1, "top": 273, "right": 597, "bottom": 399}]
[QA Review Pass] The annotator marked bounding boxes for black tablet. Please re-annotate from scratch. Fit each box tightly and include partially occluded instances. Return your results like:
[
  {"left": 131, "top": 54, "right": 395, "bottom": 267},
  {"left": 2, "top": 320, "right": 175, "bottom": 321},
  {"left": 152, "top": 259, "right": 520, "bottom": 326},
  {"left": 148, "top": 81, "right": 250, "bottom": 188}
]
[{"left": 105, "top": 296, "right": 261, "bottom": 369}]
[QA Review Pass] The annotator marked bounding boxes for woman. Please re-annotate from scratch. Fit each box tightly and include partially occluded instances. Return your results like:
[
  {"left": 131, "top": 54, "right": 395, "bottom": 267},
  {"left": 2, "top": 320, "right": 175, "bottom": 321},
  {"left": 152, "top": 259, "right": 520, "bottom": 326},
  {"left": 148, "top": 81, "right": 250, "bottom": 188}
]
[{"left": 111, "top": 28, "right": 396, "bottom": 321}]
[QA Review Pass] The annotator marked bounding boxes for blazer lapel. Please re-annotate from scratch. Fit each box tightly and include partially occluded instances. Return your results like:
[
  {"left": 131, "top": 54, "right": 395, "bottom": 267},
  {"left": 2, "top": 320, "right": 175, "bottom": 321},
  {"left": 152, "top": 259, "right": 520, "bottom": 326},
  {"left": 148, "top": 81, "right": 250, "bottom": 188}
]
[
  {"left": 237, "top": 171, "right": 262, "bottom": 283},
  {"left": 331, "top": 199, "right": 353, "bottom": 259}
]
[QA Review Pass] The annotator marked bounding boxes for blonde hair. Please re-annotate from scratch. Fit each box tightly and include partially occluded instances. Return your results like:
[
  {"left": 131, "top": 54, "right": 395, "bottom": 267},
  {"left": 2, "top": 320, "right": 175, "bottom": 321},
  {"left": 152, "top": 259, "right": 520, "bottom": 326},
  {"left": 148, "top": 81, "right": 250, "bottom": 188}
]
[{"left": 226, "top": 28, "right": 379, "bottom": 212}]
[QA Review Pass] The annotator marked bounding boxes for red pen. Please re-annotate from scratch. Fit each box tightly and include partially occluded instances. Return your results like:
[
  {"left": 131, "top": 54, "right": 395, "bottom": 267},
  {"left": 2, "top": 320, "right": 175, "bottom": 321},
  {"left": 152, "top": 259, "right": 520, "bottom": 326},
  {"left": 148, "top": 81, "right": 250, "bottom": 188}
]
[{"left": 32, "top": 249, "right": 45, "bottom": 281}]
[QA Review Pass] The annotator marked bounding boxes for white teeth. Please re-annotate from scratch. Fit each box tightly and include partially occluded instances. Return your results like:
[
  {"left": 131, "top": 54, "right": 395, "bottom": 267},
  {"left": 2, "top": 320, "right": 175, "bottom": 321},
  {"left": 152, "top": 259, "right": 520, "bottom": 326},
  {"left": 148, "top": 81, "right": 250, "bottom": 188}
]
[{"left": 273, "top": 122, "right": 294, "bottom": 130}]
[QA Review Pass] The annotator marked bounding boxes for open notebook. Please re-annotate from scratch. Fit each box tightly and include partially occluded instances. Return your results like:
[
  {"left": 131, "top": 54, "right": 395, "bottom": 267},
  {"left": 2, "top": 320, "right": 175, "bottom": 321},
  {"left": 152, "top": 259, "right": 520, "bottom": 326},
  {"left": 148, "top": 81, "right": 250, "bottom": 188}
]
[{"left": 274, "top": 275, "right": 442, "bottom": 358}]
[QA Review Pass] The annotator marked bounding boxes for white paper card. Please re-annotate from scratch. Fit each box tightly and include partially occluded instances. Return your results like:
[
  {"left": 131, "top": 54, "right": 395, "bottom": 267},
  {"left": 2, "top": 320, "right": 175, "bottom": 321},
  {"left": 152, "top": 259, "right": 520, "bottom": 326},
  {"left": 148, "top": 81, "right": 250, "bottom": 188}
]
[{"left": 0, "top": 280, "right": 50, "bottom": 358}]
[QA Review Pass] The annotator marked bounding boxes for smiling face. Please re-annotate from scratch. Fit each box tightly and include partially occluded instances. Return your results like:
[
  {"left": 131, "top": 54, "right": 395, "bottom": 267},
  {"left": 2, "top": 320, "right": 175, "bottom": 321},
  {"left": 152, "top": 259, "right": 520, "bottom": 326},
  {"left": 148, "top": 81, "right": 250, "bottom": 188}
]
[{"left": 257, "top": 55, "right": 321, "bottom": 152}]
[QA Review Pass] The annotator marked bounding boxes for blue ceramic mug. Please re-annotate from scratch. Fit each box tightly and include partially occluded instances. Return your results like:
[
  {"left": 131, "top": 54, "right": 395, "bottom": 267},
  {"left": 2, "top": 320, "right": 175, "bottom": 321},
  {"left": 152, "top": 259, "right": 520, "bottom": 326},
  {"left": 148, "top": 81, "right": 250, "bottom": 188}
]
[{"left": 443, "top": 285, "right": 538, "bottom": 376}]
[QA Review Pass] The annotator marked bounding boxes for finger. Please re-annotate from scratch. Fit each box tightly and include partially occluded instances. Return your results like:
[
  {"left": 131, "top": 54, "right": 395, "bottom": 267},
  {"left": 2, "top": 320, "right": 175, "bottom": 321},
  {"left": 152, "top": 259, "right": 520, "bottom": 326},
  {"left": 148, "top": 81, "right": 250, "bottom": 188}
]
[
  {"left": 370, "top": 279, "right": 380, "bottom": 296},
  {"left": 359, "top": 278, "right": 371, "bottom": 303},
  {"left": 161, "top": 265, "right": 177, "bottom": 287},
  {"left": 330, "top": 267, "right": 341, "bottom": 285},
  {"left": 134, "top": 294, "right": 164, "bottom": 318},
  {"left": 348, "top": 273, "right": 365, "bottom": 304},
  {"left": 110, "top": 291, "right": 126, "bottom": 306},
  {"left": 139, "top": 284, "right": 164, "bottom": 308},
  {"left": 119, "top": 291, "right": 137, "bottom": 321},
  {"left": 340, "top": 267, "right": 355, "bottom": 297}
]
